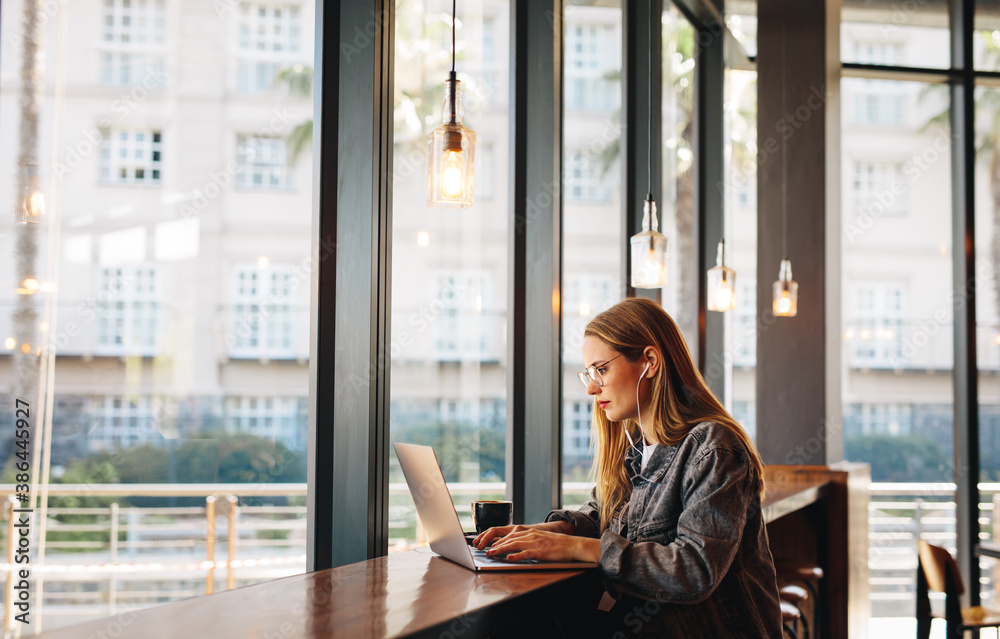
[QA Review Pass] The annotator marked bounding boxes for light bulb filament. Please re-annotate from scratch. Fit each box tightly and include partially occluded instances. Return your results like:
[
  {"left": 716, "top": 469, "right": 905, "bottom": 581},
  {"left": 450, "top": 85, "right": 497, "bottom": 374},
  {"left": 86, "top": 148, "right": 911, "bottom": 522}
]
[{"left": 442, "top": 150, "right": 465, "bottom": 198}]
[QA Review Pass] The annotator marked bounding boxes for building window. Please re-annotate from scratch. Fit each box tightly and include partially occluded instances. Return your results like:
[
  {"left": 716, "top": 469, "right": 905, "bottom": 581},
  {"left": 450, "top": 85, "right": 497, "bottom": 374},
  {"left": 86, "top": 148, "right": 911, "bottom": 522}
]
[
  {"left": 237, "top": 135, "right": 291, "bottom": 189},
  {"left": 433, "top": 272, "right": 492, "bottom": 361},
  {"left": 97, "top": 266, "right": 161, "bottom": 355},
  {"left": 852, "top": 41, "right": 903, "bottom": 66},
  {"left": 848, "top": 283, "right": 906, "bottom": 368},
  {"left": 846, "top": 403, "right": 913, "bottom": 437},
  {"left": 563, "top": 273, "right": 617, "bottom": 365},
  {"left": 563, "top": 400, "right": 593, "bottom": 461},
  {"left": 731, "top": 401, "right": 756, "bottom": 440},
  {"left": 565, "top": 24, "right": 618, "bottom": 111},
  {"left": 483, "top": 16, "right": 496, "bottom": 65},
  {"left": 100, "top": 0, "right": 166, "bottom": 85},
  {"left": 568, "top": 25, "right": 605, "bottom": 70},
  {"left": 229, "top": 266, "right": 297, "bottom": 358},
  {"left": 852, "top": 161, "right": 907, "bottom": 218},
  {"left": 564, "top": 274, "right": 615, "bottom": 321},
  {"left": 100, "top": 130, "right": 163, "bottom": 184},
  {"left": 91, "top": 395, "right": 157, "bottom": 448},
  {"left": 734, "top": 280, "right": 757, "bottom": 368},
  {"left": 568, "top": 150, "right": 613, "bottom": 202},
  {"left": 852, "top": 80, "right": 906, "bottom": 126},
  {"left": 236, "top": 2, "right": 302, "bottom": 93},
  {"left": 225, "top": 396, "right": 300, "bottom": 447}
]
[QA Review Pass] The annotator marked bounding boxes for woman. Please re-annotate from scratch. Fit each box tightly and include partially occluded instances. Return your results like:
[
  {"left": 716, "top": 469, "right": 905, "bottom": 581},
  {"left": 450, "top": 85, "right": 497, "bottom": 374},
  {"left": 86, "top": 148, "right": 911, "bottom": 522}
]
[{"left": 474, "top": 297, "right": 782, "bottom": 637}]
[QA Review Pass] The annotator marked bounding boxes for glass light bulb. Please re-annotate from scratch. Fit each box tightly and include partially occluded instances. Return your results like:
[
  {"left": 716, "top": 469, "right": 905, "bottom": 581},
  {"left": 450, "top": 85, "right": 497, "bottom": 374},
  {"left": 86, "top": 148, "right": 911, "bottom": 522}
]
[
  {"left": 427, "top": 75, "right": 476, "bottom": 208},
  {"left": 713, "top": 286, "right": 735, "bottom": 312},
  {"left": 706, "top": 241, "right": 736, "bottom": 312},
  {"left": 772, "top": 259, "right": 798, "bottom": 317},
  {"left": 629, "top": 198, "right": 668, "bottom": 288},
  {"left": 17, "top": 171, "right": 46, "bottom": 224},
  {"left": 775, "top": 291, "right": 791, "bottom": 314},
  {"left": 442, "top": 150, "right": 465, "bottom": 198}
]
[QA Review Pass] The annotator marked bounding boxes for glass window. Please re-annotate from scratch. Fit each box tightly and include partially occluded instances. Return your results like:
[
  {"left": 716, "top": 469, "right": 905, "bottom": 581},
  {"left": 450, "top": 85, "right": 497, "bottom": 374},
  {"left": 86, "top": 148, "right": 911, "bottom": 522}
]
[
  {"left": 228, "top": 265, "right": 300, "bottom": 359},
  {"left": 235, "top": 2, "right": 302, "bottom": 93},
  {"left": 100, "top": 129, "right": 163, "bottom": 184},
  {"left": 725, "top": 67, "right": 757, "bottom": 440},
  {"left": 850, "top": 80, "right": 908, "bottom": 127},
  {"left": 975, "top": 2, "right": 1000, "bottom": 71},
  {"left": 841, "top": 1, "right": 949, "bottom": 69},
  {"left": 846, "top": 283, "right": 906, "bottom": 369},
  {"left": 0, "top": 0, "right": 315, "bottom": 629},
  {"left": 561, "top": 0, "right": 623, "bottom": 492},
  {"left": 389, "top": 0, "right": 510, "bottom": 551},
  {"left": 96, "top": 265, "right": 162, "bottom": 354},
  {"left": 851, "top": 161, "right": 908, "bottom": 217},
  {"left": 100, "top": 0, "right": 166, "bottom": 85},
  {"left": 975, "top": 85, "right": 1000, "bottom": 611},
  {"left": 237, "top": 135, "right": 291, "bottom": 189},
  {"left": 660, "top": 4, "right": 698, "bottom": 352},
  {"left": 842, "top": 76, "right": 954, "bottom": 622}
]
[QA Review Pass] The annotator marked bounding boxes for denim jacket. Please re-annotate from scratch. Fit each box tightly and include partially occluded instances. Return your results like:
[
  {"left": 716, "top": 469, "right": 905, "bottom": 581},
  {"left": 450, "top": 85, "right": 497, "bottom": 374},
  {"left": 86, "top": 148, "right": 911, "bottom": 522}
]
[{"left": 545, "top": 421, "right": 783, "bottom": 638}]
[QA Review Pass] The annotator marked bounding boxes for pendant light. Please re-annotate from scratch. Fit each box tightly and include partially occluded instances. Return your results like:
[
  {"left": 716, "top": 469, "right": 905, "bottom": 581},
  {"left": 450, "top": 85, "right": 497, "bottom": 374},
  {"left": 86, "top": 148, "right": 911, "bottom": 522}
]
[
  {"left": 630, "top": 0, "right": 667, "bottom": 289},
  {"left": 17, "top": 163, "right": 46, "bottom": 224},
  {"left": 772, "top": 0, "right": 797, "bottom": 317},
  {"left": 427, "top": 0, "right": 476, "bottom": 208},
  {"left": 707, "top": 238, "right": 736, "bottom": 312}
]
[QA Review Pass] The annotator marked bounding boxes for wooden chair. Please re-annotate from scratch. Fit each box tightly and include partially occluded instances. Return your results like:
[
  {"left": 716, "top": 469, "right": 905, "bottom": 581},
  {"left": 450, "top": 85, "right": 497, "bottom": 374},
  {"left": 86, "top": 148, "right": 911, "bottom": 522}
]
[{"left": 916, "top": 539, "right": 1000, "bottom": 639}]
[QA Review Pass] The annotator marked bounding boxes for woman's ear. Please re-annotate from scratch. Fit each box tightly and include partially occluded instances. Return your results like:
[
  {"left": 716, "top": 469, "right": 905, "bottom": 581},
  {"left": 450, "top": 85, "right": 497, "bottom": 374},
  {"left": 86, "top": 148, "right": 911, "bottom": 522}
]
[{"left": 642, "top": 347, "right": 660, "bottom": 378}]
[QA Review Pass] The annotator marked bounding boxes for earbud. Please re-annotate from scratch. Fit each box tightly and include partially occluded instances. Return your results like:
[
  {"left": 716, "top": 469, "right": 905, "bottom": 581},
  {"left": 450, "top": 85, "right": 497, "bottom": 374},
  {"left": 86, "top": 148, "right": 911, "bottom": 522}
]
[{"left": 625, "top": 361, "right": 653, "bottom": 454}]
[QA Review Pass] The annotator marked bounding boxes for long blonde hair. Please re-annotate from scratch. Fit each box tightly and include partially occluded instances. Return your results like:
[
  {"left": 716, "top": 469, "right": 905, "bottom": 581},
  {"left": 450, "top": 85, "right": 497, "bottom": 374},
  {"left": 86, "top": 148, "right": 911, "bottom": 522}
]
[{"left": 586, "top": 297, "right": 765, "bottom": 531}]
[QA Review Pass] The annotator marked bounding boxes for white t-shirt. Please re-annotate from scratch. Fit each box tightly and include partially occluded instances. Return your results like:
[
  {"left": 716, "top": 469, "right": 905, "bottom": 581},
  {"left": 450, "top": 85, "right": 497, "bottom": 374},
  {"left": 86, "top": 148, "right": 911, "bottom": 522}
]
[{"left": 641, "top": 442, "right": 658, "bottom": 471}]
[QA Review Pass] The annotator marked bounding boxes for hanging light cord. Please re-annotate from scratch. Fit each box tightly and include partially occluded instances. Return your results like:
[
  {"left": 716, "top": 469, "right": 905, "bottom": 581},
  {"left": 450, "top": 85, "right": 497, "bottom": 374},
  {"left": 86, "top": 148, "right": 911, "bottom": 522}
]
[
  {"left": 646, "top": 0, "right": 653, "bottom": 201},
  {"left": 447, "top": 0, "right": 457, "bottom": 124},
  {"left": 780, "top": 0, "right": 788, "bottom": 262}
]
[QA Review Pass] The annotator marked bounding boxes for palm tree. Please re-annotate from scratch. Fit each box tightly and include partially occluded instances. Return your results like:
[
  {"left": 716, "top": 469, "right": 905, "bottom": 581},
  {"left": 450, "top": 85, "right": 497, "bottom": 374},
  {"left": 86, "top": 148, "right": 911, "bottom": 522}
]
[
  {"left": 11, "top": 0, "right": 43, "bottom": 462},
  {"left": 274, "top": 65, "right": 313, "bottom": 164}
]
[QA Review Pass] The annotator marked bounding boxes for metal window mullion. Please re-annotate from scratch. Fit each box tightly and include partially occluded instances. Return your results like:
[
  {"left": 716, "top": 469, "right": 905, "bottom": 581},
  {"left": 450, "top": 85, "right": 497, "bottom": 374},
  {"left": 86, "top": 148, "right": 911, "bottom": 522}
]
[
  {"left": 623, "top": 0, "right": 662, "bottom": 303},
  {"left": 694, "top": 0, "right": 725, "bottom": 398},
  {"left": 308, "top": 0, "right": 394, "bottom": 571},
  {"left": 507, "top": 0, "right": 562, "bottom": 523},
  {"left": 949, "top": 0, "right": 980, "bottom": 609}
]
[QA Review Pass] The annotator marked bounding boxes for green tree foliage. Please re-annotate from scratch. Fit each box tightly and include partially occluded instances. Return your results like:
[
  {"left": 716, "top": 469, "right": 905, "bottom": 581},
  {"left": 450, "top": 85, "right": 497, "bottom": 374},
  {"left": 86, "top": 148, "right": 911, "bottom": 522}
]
[
  {"left": 394, "top": 419, "right": 505, "bottom": 482},
  {"left": 844, "top": 434, "right": 951, "bottom": 482}
]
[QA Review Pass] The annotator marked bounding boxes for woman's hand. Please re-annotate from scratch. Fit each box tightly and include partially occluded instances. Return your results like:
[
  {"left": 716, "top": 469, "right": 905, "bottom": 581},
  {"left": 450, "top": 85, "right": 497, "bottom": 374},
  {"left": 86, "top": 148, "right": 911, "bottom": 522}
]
[
  {"left": 485, "top": 528, "right": 601, "bottom": 563},
  {"left": 473, "top": 520, "right": 573, "bottom": 550}
]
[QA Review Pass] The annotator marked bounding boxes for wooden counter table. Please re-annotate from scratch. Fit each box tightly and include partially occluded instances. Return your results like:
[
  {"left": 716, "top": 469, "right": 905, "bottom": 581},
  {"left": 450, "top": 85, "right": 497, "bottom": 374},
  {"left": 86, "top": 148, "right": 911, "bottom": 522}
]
[
  {"left": 37, "top": 464, "right": 869, "bottom": 639},
  {"left": 764, "top": 463, "right": 871, "bottom": 639}
]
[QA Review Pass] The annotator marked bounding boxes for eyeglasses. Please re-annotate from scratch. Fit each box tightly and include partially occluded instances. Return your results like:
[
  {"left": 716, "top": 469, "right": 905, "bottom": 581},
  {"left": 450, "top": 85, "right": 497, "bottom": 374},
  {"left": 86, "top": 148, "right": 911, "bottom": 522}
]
[{"left": 578, "top": 354, "right": 624, "bottom": 388}]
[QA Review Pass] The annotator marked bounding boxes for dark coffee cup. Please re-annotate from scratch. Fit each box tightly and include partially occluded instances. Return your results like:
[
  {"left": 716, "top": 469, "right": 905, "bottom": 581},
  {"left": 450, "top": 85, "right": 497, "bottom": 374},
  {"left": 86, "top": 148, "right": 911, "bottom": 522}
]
[{"left": 472, "top": 500, "right": 513, "bottom": 534}]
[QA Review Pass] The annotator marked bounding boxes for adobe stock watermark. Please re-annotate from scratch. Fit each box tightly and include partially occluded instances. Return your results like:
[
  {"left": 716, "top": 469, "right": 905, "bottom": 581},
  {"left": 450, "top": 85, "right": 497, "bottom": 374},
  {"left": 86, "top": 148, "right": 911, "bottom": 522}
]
[
  {"left": 46, "top": 270, "right": 134, "bottom": 353},
  {"left": 515, "top": 116, "right": 624, "bottom": 235},
  {"left": 390, "top": 74, "right": 500, "bottom": 188},
  {"left": 224, "top": 234, "right": 337, "bottom": 351},
  {"left": 845, "top": 128, "right": 952, "bottom": 242},
  {"left": 349, "top": 278, "right": 474, "bottom": 389},
  {"left": 52, "top": 65, "right": 167, "bottom": 180},
  {"left": 876, "top": 0, "right": 934, "bottom": 38},
  {"left": 717, "top": 84, "right": 832, "bottom": 198},
  {"left": 783, "top": 416, "right": 843, "bottom": 465},
  {"left": 886, "top": 254, "right": 1000, "bottom": 369},
  {"left": 177, "top": 108, "right": 295, "bottom": 220},
  {"left": 3, "top": 0, "right": 67, "bottom": 50}
]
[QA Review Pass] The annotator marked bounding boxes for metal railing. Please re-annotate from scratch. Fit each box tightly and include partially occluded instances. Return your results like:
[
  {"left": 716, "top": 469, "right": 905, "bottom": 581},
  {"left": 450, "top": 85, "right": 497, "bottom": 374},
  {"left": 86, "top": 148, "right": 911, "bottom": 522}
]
[
  {"left": 2, "top": 481, "right": 998, "bottom": 634},
  {"left": 867, "top": 482, "right": 1000, "bottom": 617}
]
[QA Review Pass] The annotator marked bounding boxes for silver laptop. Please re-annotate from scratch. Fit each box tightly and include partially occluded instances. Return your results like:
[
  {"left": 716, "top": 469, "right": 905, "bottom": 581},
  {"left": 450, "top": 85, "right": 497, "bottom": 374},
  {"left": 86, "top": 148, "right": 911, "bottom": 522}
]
[{"left": 393, "top": 442, "right": 598, "bottom": 571}]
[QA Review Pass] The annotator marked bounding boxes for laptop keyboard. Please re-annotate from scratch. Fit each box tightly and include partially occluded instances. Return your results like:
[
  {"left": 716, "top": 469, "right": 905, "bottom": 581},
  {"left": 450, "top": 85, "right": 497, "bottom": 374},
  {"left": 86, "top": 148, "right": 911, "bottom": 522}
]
[{"left": 470, "top": 547, "right": 538, "bottom": 565}]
